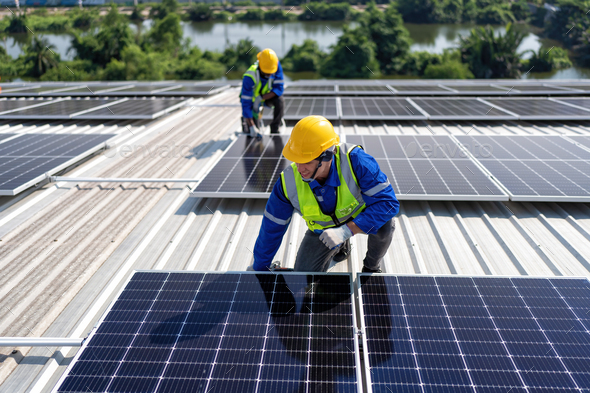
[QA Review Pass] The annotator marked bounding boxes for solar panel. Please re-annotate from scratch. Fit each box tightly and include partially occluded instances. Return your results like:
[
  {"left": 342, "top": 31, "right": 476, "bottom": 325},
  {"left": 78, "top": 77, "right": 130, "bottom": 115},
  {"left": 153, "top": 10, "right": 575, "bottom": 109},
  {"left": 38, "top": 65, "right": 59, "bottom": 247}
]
[
  {"left": 337, "top": 85, "right": 392, "bottom": 95},
  {"left": 482, "top": 98, "right": 590, "bottom": 120},
  {"left": 284, "top": 85, "right": 336, "bottom": 95},
  {"left": 52, "top": 271, "right": 361, "bottom": 393},
  {"left": 346, "top": 135, "right": 506, "bottom": 201},
  {"left": 441, "top": 84, "right": 507, "bottom": 93},
  {"left": 493, "top": 84, "right": 563, "bottom": 92},
  {"left": 389, "top": 85, "right": 449, "bottom": 92},
  {"left": 0, "top": 99, "right": 48, "bottom": 114},
  {"left": 0, "top": 99, "right": 116, "bottom": 119},
  {"left": 456, "top": 135, "right": 590, "bottom": 201},
  {"left": 359, "top": 275, "right": 590, "bottom": 393},
  {"left": 263, "top": 97, "right": 338, "bottom": 120},
  {"left": 554, "top": 98, "right": 590, "bottom": 110},
  {"left": 0, "top": 98, "right": 189, "bottom": 120},
  {"left": 359, "top": 275, "right": 590, "bottom": 392},
  {"left": 0, "top": 133, "right": 114, "bottom": 195},
  {"left": 555, "top": 85, "right": 590, "bottom": 91},
  {"left": 75, "top": 99, "right": 187, "bottom": 119},
  {"left": 568, "top": 135, "right": 590, "bottom": 151},
  {"left": 340, "top": 98, "right": 425, "bottom": 120},
  {"left": 410, "top": 98, "right": 517, "bottom": 120},
  {"left": 192, "top": 135, "right": 290, "bottom": 198}
]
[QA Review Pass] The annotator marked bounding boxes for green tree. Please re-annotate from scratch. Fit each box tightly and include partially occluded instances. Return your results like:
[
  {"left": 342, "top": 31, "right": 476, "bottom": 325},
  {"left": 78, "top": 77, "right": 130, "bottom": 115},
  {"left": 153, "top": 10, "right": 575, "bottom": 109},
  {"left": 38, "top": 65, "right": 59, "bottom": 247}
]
[
  {"left": 396, "top": 0, "right": 435, "bottom": 23},
  {"left": 545, "top": 0, "right": 590, "bottom": 49},
  {"left": 238, "top": 8, "right": 265, "bottom": 21},
  {"left": 22, "top": 36, "right": 60, "bottom": 77},
  {"left": 71, "top": 6, "right": 134, "bottom": 68},
  {"left": 264, "top": 8, "right": 292, "bottom": 21},
  {"left": 40, "top": 59, "right": 94, "bottom": 81},
  {"left": 424, "top": 50, "right": 473, "bottom": 78},
  {"left": 320, "top": 26, "right": 380, "bottom": 78},
  {"left": 511, "top": 0, "right": 530, "bottom": 21},
  {"left": 432, "top": 0, "right": 464, "bottom": 23},
  {"left": 525, "top": 46, "right": 572, "bottom": 72},
  {"left": 459, "top": 23, "right": 526, "bottom": 78},
  {"left": 220, "top": 38, "right": 260, "bottom": 72},
  {"left": 400, "top": 51, "right": 442, "bottom": 75},
  {"left": 147, "top": 13, "right": 183, "bottom": 53},
  {"left": 175, "top": 47, "right": 225, "bottom": 79},
  {"left": 359, "top": 3, "right": 411, "bottom": 75},
  {"left": 281, "top": 39, "right": 326, "bottom": 72},
  {"left": 476, "top": 4, "right": 515, "bottom": 24},
  {"left": 298, "top": 2, "right": 352, "bottom": 21},
  {"left": 188, "top": 3, "right": 213, "bottom": 21},
  {"left": 149, "top": 0, "right": 179, "bottom": 20},
  {"left": 6, "top": 12, "right": 28, "bottom": 33},
  {"left": 103, "top": 44, "right": 166, "bottom": 80}
]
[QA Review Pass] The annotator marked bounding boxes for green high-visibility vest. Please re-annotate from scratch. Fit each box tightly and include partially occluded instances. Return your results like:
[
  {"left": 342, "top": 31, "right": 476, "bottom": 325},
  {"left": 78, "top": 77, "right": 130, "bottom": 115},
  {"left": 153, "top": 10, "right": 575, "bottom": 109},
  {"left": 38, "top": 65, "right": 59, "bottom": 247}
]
[
  {"left": 280, "top": 143, "right": 366, "bottom": 232},
  {"left": 241, "top": 62, "right": 274, "bottom": 112}
]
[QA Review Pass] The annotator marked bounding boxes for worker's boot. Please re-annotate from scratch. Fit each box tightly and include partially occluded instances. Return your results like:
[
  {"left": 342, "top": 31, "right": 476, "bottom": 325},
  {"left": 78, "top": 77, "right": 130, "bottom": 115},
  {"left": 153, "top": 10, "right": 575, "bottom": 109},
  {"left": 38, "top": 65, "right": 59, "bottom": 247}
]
[
  {"left": 362, "top": 266, "right": 382, "bottom": 273},
  {"left": 333, "top": 239, "right": 351, "bottom": 263}
]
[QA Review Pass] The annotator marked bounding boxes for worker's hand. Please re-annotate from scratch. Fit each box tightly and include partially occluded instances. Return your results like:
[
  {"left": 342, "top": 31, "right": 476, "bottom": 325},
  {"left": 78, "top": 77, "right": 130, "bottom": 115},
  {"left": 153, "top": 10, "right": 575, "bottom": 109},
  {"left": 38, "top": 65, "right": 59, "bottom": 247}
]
[
  {"left": 246, "top": 117, "right": 255, "bottom": 127},
  {"left": 262, "top": 92, "right": 276, "bottom": 100},
  {"left": 319, "top": 224, "right": 353, "bottom": 250}
]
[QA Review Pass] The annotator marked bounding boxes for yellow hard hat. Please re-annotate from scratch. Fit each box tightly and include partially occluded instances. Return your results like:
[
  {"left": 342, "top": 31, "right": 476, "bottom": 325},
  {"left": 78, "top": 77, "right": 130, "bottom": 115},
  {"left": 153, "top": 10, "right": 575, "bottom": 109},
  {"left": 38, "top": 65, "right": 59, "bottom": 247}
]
[
  {"left": 257, "top": 48, "right": 279, "bottom": 74},
  {"left": 283, "top": 116, "right": 340, "bottom": 163}
]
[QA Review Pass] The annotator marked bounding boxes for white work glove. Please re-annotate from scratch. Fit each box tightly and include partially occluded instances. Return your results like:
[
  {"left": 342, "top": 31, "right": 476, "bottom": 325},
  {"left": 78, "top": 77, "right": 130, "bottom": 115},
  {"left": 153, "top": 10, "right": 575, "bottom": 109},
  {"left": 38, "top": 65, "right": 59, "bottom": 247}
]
[
  {"left": 319, "top": 224, "right": 353, "bottom": 250},
  {"left": 246, "top": 264, "right": 255, "bottom": 271}
]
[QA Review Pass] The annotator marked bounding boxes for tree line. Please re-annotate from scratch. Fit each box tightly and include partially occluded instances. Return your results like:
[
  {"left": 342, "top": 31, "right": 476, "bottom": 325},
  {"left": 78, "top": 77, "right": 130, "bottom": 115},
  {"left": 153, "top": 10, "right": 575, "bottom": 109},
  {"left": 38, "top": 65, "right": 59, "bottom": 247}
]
[{"left": 0, "top": 0, "right": 586, "bottom": 81}]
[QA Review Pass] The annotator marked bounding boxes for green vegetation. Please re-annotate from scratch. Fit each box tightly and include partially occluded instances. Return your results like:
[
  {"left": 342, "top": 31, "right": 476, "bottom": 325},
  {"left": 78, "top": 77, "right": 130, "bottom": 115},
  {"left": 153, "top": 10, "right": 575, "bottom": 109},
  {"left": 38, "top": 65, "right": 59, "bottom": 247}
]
[
  {"left": 525, "top": 46, "right": 572, "bottom": 72},
  {"left": 1, "top": 0, "right": 586, "bottom": 81},
  {"left": 459, "top": 23, "right": 525, "bottom": 78}
]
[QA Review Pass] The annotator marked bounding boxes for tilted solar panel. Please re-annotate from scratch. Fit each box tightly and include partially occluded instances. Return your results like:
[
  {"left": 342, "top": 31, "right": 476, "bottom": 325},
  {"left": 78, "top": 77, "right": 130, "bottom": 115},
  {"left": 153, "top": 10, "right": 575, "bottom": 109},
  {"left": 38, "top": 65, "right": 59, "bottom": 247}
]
[
  {"left": 410, "top": 98, "right": 516, "bottom": 120},
  {"left": 346, "top": 135, "right": 506, "bottom": 201},
  {"left": 359, "top": 274, "right": 590, "bottom": 393},
  {"left": 192, "top": 135, "right": 291, "bottom": 198},
  {"left": 263, "top": 97, "right": 338, "bottom": 120},
  {"left": 52, "top": 271, "right": 361, "bottom": 393},
  {"left": 456, "top": 135, "right": 590, "bottom": 201},
  {"left": 340, "top": 98, "right": 425, "bottom": 120},
  {"left": 0, "top": 133, "right": 114, "bottom": 196},
  {"left": 482, "top": 98, "right": 590, "bottom": 120}
]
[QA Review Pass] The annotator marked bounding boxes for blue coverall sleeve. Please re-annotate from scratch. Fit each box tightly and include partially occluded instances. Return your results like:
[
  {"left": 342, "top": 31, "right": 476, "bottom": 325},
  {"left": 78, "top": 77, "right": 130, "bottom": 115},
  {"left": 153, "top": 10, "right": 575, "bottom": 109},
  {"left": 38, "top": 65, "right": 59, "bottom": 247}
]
[
  {"left": 252, "top": 180, "right": 294, "bottom": 271},
  {"left": 349, "top": 148, "right": 400, "bottom": 234},
  {"left": 241, "top": 75, "right": 255, "bottom": 118},
  {"left": 271, "top": 62, "right": 284, "bottom": 97}
]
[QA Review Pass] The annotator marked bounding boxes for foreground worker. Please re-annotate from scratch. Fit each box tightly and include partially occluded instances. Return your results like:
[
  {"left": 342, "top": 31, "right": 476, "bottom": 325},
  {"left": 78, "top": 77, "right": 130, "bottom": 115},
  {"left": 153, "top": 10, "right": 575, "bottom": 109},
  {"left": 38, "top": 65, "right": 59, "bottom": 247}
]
[
  {"left": 241, "top": 48, "right": 285, "bottom": 134},
  {"left": 250, "top": 116, "right": 399, "bottom": 272}
]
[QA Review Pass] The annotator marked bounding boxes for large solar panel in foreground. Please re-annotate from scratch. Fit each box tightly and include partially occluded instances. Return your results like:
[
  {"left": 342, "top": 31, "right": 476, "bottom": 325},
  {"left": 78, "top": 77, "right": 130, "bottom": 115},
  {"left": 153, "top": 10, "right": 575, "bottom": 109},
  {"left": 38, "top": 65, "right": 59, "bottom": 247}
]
[
  {"left": 192, "top": 135, "right": 290, "bottom": 198},
  {"left": 53, "top": 271, "right": 360, "bottom": 393},
  {"left": 456, "top": 135, "right": 590, "bottom": 201},
  {"left": 346, "top": 135, "right": 507, "bottom": 200},
  {"left": 0, "top": 133, "right": 114, "bottom": 195},
  {"left": 359, "top": 274, "right": 590, "bottom": 393}
]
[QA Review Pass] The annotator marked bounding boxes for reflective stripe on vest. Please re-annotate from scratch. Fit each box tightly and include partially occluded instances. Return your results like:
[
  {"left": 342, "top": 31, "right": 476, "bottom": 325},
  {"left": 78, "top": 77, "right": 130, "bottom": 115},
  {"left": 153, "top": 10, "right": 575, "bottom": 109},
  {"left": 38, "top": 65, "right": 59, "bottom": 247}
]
[
  {"left": 280, "top": 143, "right": 366, "bottom": 231},
  {"left": 242, "top": 62, "right": 274, "bottom": 110}
]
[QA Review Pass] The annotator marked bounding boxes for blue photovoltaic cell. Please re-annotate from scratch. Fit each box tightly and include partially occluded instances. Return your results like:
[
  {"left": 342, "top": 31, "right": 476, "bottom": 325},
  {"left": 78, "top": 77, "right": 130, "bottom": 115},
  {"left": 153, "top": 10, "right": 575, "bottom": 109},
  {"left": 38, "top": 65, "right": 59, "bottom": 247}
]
[
  {"left": 346, "top": 135, "right": 505, "bottom": 200},
  {"left": 53, "top": 272, "right": 359, "bottom": 393},
  {"left": 456, "top": 135, "right": 590, "bottom": 200},
  {"left": 360, "top": 275, "right": 590, "bottom": 393},
  {"left": 0, "top": 133, "right": 114, "bottom": 195}
]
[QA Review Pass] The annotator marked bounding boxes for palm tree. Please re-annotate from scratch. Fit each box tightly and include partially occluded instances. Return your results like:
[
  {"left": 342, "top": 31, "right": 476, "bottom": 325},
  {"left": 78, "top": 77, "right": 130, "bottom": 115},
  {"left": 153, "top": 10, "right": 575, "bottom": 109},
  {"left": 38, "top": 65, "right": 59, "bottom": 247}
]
[
  {"left": 24, "top": 36, "right": 60, "bottom": 77},
  {"left": 459, "top": 23, "right": 526, "bottom": 79}
]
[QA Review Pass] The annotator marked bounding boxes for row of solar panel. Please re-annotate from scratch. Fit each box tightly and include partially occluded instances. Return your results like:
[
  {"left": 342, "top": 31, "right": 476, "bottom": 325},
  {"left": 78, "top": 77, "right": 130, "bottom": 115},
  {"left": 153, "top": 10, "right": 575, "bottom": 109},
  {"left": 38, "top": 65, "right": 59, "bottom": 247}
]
[
  {"left": 285, "top": 82, "right": 590, "bottom": 96},
  {"left": 192, "top": 134, "right": 590, "bottom": 202},
  {"left": 0, "top": 133, "right": 115, "bottom": 195},
  {"left": 52, "top": 272, "right": 590, "bottom": 393},
  {"left": 0, "top": 83, "right": 228, "bottom": 97},
  {"left": 0, "top": 98, "right": 190, "bottom": 120},
  {"left": 262, "top": 97, "right": 590, "bottom": 121}
]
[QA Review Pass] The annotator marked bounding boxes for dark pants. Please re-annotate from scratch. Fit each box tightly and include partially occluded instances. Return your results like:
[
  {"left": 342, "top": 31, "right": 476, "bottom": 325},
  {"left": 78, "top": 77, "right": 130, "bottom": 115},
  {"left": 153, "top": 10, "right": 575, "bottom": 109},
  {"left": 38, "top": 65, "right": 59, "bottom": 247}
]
[
  {"left": 294, "top": 218, "right": 396, "bottom": 272},
  {"left": 264, "top": 95, "right": 284, "bottom": 134}
]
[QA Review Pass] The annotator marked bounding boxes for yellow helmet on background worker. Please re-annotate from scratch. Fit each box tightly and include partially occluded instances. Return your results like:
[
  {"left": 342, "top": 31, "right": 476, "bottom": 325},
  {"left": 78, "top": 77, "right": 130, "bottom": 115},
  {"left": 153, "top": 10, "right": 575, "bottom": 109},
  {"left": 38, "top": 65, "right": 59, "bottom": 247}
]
[
  {"left": 257, "top": 48, "right": 279, "bottom": 74},
  {"left": 283, "top": 116, "right": 340, "bottom": 163}
]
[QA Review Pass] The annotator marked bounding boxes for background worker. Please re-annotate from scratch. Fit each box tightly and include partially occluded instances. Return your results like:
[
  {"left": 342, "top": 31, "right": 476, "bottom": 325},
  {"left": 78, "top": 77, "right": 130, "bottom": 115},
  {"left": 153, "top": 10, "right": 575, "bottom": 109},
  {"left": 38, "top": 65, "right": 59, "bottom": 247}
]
[
  {"left": 250, "top": 115, "right": 399, "bottom": 273},
  {"left": 241, "top": 48, "right": 285, "bottom": 134}
]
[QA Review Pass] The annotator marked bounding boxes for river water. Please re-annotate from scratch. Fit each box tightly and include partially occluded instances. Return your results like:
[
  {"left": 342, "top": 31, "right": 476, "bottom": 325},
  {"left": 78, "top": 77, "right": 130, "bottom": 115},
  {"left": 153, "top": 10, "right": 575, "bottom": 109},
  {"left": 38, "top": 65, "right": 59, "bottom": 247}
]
[{"left": 4, "top": 20, "right": 590, "bottom": 79}]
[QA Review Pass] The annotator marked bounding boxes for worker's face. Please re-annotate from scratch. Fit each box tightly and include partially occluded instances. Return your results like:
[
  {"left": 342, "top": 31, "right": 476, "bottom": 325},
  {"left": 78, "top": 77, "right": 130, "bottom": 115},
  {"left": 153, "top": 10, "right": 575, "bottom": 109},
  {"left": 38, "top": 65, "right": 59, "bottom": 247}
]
[
  {"left": 260, "top": 71, "right": 270, "bottom": 78},
  {"left": 296, "top": 159, "right": 331, "bottom": 180}
]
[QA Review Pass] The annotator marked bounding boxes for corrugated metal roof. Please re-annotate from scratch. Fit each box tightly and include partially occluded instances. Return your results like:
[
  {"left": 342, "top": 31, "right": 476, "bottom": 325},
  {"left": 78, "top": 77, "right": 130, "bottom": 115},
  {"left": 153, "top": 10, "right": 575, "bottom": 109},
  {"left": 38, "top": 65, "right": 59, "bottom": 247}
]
[{"left": 1, "top": 88, "right": 590, "bottom": 392}]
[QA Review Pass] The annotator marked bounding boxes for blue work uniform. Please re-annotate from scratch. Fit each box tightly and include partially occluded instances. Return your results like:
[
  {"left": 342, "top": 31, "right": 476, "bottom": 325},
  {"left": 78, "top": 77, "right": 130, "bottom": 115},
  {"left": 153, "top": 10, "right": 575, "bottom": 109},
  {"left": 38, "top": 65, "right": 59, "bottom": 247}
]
[
  {"left": 240, "top": 62, "right": 284, "bottom": 119},
  {"left": 253, "top": 147, "right": 399, "bottom": 271}
]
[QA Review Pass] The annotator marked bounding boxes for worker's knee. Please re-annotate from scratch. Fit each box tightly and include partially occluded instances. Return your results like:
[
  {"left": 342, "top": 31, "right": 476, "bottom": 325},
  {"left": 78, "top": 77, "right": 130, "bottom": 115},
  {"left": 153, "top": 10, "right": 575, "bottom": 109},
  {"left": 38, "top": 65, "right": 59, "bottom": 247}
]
[{"left": 376, "top": 218, "right": 395, "bottom": 238}]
